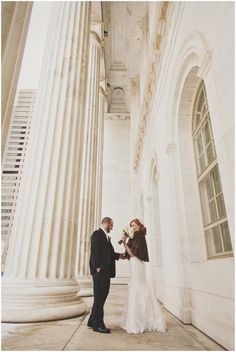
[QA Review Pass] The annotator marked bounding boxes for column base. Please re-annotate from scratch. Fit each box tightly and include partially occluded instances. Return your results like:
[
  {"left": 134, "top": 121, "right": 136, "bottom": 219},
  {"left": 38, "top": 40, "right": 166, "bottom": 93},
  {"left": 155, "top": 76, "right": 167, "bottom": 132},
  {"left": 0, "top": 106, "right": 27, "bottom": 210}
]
[
  {"left": 2, "top": 278, "right": 87, "bottom": 323},
  {"left": 76, "top": 275, "right": 93, "bottom": 297}
]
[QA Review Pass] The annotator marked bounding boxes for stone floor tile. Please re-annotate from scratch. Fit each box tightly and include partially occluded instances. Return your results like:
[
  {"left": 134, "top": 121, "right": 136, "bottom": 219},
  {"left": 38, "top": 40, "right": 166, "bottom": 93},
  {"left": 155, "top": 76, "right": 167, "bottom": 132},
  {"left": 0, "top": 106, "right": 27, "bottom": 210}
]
[
  {"left": 2, "top": 284, "right": 225, "bottom": 351},
  {"left": 2, "top": 322, "right": 81, "bottom": 351}
]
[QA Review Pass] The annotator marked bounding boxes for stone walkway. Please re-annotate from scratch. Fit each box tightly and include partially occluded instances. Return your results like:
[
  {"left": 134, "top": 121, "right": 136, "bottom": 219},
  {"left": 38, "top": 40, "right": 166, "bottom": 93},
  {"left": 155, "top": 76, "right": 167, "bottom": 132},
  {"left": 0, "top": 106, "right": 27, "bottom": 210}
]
[{"left": 2, "top": 284, "right": 225, "bottom": 351}]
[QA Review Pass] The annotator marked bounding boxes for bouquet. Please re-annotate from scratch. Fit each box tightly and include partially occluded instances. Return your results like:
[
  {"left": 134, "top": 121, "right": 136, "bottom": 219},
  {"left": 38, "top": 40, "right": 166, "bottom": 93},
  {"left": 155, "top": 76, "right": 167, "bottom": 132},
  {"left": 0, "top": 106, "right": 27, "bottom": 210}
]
[{"left": 118, "top": 226, "right": 134, "bottom": 244}]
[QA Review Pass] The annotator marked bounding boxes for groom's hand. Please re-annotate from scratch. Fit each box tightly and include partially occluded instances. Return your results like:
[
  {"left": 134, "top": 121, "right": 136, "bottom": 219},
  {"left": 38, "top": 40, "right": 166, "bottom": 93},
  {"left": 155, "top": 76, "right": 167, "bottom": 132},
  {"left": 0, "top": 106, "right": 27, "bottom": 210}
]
[
  {"left": 96, "top": 267, "right": 101, "bottom": 272},
  {"left": 119, "top": 253, "right": 126, "bottom": 260}
]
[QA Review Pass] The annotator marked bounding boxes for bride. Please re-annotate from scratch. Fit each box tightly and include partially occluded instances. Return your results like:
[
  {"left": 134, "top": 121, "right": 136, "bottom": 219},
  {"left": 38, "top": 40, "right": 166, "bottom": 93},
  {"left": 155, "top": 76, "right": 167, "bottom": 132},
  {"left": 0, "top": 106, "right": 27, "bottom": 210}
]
[{"left": 120, "top": 218, "right": 167, "bottom": 334}]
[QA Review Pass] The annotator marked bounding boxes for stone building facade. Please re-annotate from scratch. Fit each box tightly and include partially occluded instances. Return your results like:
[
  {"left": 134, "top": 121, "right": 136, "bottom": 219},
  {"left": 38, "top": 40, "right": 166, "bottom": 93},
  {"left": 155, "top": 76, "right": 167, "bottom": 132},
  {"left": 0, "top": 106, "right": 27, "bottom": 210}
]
[
  {"left": 1, "top": 2, "right": 234, "bottom": 350},
  {"left": 1, "top": 89, "right": 36, "bottom": 272}
]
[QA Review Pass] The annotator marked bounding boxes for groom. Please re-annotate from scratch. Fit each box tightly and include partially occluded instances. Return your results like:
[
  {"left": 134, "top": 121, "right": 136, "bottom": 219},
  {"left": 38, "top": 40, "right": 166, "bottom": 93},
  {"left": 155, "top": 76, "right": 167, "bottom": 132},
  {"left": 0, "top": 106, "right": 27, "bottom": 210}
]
[{"left": 88, "top": 217, "right": 122, "bottom": 333}]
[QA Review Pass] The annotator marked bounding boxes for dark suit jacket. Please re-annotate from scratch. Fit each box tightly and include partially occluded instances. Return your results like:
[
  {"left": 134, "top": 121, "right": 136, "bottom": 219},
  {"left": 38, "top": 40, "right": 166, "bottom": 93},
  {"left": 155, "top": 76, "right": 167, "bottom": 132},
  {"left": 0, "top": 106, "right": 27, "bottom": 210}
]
[{"left": 89, "top": 228, "right": 120, "bottom": 278}]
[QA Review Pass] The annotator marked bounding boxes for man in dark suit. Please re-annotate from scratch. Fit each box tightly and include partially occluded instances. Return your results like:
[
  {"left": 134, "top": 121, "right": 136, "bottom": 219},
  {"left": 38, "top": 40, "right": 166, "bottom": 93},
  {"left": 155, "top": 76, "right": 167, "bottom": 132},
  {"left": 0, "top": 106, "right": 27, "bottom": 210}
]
[{"left": 88, "top": 217, "right": 122, "bottom": 333}]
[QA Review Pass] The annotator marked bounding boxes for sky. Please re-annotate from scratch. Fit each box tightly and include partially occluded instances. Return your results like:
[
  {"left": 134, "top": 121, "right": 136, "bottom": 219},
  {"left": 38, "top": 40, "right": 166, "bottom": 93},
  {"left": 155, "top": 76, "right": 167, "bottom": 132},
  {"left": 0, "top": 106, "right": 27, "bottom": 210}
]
[{"left": 17, "top": 2, "right": 53, "bottom": 89}]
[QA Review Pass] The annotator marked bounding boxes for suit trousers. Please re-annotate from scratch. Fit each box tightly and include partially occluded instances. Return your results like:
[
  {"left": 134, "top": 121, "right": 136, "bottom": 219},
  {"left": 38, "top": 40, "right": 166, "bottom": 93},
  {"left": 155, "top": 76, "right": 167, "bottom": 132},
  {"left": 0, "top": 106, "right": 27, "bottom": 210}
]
[{"left": 88, "top": 268, "right": 111, "bottom": 328}]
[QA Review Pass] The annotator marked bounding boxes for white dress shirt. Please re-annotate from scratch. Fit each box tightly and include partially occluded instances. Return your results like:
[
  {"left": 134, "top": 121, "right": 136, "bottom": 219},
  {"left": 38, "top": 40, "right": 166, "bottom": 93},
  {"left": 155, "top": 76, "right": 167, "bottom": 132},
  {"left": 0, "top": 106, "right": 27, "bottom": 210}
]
[{"left": 101, "top": 227, "right": 109, "bottom": 241}]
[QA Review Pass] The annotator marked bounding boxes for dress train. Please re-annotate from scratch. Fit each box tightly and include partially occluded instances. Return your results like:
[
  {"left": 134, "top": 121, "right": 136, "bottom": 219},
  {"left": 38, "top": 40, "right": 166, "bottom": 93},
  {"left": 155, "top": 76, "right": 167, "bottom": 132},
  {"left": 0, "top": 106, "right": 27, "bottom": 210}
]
[{"left": 120, "top": 256, "right": 167, "bottom": 334}]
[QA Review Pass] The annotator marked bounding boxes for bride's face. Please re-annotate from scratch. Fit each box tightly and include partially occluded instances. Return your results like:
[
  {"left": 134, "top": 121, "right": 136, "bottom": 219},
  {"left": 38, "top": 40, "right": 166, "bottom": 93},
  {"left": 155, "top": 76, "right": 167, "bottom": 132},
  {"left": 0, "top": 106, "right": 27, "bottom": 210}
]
[{"left": 131, "top": 222, "right": 140, "bottom": 232}]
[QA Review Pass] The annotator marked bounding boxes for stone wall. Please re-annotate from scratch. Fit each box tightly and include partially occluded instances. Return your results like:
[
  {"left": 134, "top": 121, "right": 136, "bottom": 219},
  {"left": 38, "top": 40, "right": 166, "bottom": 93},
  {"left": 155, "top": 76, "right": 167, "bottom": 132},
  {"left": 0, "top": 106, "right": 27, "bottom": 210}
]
[{"left": 132, "top": 2, "right": 234, "bottom": 349}]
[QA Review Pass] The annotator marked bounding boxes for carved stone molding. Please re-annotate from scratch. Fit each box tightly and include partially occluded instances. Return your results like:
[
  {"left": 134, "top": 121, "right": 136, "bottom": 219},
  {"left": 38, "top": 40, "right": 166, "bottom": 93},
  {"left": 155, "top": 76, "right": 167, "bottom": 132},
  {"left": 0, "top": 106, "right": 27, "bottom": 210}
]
[
  {"left": 105, "top": 113, "right": 130, "bottom": 120},
  {"left": 166, "top": 30, "right": 212, "bottom": 146},
  {"left": 90, "top": 30, "right": 103, "bottom": 47},
  {"left": 99, "top": 85, "right": 106, "bottom": 97},
  {"left": 197, "top": 50, "right": 212, "bottom": 80},
  {"left": 133, "top": 2, "right": 172, "bottom": 172}
]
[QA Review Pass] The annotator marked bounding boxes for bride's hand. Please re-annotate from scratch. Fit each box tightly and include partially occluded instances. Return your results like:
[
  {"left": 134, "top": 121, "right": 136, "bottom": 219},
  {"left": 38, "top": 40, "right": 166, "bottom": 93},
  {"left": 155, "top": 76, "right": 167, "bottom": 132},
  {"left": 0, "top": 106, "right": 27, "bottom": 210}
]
[
  {"left": 121, "top": 235, "right": 127, "bottom": 243},
  {"left": 123, "top": 241, "right": 128, "bottom": 249}
]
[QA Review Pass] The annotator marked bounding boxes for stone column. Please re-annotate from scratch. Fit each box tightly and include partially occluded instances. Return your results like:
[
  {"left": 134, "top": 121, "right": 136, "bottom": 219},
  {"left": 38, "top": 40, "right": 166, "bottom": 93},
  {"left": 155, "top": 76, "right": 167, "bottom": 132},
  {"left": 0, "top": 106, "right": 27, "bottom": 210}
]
[
  {"left": 1, "top": 2, "right": 33, "bottom": 159},
  {"left": 76, "top": 30, "right": 103, "bottom": 278},
  {"left": 83, "top": 84, "right": 107, "bottom": 279},
  {"left": 94, "top": 85, "right": 106, "bottom": 228},
  {"left": 2, "top": 2, "right": 91, "bottom": 322}
]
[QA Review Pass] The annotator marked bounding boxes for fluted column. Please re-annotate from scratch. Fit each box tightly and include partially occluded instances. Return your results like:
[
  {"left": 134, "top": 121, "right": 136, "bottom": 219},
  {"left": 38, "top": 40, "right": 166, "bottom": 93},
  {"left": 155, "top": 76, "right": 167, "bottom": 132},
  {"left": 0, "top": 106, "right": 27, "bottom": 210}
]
[
  {"left": 2, "top": 2, "right": 91, "bottom": 322},
  {"left": 76, "top": 30, "right": 103, "bottom": 277},
  {"left": 83, "top": 84, "right": 107, "bottom": 277},
  {"left": 94, "top": 85, "right": 107, "bottom": 228}
]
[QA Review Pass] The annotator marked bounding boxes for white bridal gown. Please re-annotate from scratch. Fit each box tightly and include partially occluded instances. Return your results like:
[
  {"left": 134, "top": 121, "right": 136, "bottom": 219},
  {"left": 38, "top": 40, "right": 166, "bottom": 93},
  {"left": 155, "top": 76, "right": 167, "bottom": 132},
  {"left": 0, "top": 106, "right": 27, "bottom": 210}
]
[{"left": 120, "top": 256, "right": 167, "bottom": 334}]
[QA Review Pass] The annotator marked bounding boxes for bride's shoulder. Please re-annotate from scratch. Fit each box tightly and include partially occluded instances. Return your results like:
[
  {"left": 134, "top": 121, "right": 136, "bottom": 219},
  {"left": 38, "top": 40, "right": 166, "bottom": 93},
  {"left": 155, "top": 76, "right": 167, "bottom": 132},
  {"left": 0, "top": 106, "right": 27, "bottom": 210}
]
[
  {"left": 137, "top": 230, "right": 146, "bottom": 236},
  {"left": 134, "top": 231, "right": 145, "bottom": 240}
]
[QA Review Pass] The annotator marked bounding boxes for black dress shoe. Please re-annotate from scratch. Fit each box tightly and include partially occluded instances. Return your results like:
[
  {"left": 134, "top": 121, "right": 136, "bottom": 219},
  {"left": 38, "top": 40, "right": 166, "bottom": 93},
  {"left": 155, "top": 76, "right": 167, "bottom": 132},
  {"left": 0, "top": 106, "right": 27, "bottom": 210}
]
[
  {"left": 93, "top": 326, "right": 111, "bottom": 333},
  {"left": 103, "top": 326, "right": 111, "bottom": 333},
  {"left": 87, "top": 322, "right": 93, "bottom": 328}
]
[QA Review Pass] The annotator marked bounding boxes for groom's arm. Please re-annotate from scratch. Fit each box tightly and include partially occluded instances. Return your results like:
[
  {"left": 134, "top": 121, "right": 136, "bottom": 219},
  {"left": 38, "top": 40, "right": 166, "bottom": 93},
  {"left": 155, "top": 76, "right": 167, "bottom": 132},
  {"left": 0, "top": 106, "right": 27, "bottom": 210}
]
[
  {"left": 114, "top": 250, "right": 128, "bottom": 260},
  {"left": 123, "top": 242, "right": 134, "bottom": 257},
  {"left": 114, "top": 252, "right": 122, "bottom": 260},
  {"left": 91, "top": 231, "right": 102, "bottom": 270},
  {"left": 114, "top": 252, "right": 129, "bottom": 260}
]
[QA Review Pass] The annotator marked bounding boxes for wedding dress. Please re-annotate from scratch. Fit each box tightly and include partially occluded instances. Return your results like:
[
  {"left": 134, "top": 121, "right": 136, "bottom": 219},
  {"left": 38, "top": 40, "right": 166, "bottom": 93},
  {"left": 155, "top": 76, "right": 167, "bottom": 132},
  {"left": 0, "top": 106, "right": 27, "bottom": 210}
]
[{"left": 120, "top": 256, "right": 167, "bottom": 334}]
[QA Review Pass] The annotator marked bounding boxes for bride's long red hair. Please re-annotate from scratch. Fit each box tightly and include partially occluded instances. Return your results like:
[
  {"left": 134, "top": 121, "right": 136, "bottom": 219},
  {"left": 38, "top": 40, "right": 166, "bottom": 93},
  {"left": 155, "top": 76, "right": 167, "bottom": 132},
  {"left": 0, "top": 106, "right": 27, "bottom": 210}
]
[{"left": 130, "top": 218, "right": 147, "bottom": 235}]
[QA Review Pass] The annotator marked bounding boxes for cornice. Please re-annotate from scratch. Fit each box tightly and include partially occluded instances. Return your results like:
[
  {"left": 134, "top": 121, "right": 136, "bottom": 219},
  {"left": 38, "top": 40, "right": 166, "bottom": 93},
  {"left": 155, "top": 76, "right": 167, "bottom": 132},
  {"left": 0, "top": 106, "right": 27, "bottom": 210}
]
[{"left": 133, "top": 2, "right": 171, "bottom": 172}]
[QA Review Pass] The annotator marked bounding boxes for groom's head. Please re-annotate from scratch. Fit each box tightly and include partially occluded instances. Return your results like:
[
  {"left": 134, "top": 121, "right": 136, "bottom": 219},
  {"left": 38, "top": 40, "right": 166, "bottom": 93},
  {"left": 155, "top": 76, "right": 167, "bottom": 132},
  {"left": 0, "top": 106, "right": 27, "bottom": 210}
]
[{"left": 101, "top": 217, "right": 113, "bottom": 233}]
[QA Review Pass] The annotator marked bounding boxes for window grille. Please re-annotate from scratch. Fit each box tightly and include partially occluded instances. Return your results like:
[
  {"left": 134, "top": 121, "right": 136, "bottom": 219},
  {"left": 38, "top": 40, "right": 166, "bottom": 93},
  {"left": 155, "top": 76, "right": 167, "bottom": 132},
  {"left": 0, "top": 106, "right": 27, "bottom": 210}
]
[{"left": 192, "top": 83, "right": 233, "bottom": 259}]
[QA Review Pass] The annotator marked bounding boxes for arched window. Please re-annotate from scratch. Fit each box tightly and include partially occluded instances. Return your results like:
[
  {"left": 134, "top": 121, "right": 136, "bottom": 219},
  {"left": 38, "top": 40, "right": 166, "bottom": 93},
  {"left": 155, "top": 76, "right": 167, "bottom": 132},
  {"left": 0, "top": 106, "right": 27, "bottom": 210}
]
[{"left": 192, "top": 82, "right": 233, "bottom": 259}]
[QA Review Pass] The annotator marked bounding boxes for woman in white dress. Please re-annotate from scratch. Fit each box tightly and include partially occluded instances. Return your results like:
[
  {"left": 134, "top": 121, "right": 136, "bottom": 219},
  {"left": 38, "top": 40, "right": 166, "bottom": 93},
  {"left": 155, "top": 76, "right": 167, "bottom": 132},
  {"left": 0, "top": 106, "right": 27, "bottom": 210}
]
[{"left": 120, "top": 218, "right": 167, "bottom": 334}]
